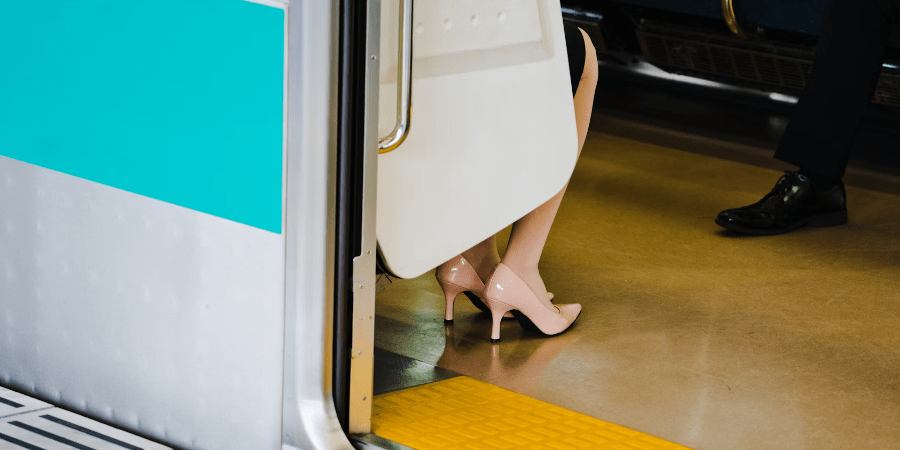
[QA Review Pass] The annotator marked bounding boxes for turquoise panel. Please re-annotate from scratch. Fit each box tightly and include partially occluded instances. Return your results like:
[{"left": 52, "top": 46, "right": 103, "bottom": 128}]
[{"left": 0, "top": 0, "right": 284, "bottom": 233}]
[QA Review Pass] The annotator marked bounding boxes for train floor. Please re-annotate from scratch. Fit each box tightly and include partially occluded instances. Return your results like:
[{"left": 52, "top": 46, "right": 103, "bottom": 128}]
[{"left": 372, "top": 116, "right": 900, "bottom": 450}]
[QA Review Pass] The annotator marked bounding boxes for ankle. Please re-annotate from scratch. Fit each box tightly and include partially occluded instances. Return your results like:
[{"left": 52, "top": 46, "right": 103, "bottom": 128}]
[
  {"left": 498, "top": 261, "right": 551, "bottom": 307},
  {"left": 462, "top": 252, "right": 500, "bottom": 282},
  {"left": 798, "top": 168, "right": 839, "bottom": 191}
]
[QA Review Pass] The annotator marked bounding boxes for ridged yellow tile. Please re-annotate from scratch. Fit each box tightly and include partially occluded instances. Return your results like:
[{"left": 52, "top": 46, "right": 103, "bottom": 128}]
[{"left": 372, "top": 377, "right": 693, "bottom": 450}]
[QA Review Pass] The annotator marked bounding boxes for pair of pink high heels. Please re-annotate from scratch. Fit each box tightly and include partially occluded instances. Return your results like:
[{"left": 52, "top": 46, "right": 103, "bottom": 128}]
[{"left": 435, "top": 255, "right": 582, "bottom": 342}]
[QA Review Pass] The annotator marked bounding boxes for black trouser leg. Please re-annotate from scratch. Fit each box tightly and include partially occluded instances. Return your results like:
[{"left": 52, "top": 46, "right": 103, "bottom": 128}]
[{"left": 774, "top": 0, "right": 899, "bottom": 181}]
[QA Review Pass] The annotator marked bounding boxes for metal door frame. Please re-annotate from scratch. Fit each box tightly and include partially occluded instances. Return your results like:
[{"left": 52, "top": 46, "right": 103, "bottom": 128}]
[
  {"left": 281, "top": 0, "right": 360, "bottom": 448},
  {"left": 345, "top": 0, "right": 382, "bottom": 436},
  {"left": 332, "top": 0, "right": 381, "bottom": 437}
]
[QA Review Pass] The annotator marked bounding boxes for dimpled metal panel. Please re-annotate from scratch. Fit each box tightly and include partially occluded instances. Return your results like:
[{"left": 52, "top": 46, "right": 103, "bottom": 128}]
[
  {"left": 372, "top": 377, "right": 692, "bottom": 450},
  {"left": 0, "top": 155, "right": 285, "bottom": 449}
]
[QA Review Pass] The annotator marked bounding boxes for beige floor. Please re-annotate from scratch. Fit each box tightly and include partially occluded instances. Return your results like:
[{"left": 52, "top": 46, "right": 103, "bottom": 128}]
[{"left": 374, "top": 118, "right": 900, "bottom": 450}]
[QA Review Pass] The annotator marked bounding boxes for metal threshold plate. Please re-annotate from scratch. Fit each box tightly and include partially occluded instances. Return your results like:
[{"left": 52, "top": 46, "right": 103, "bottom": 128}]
[{"left": 1, "top": 387, "right": 170, "bottom": 450}]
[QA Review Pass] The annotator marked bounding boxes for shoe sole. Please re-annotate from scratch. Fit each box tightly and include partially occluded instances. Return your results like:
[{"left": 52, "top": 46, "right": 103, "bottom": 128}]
[
  {"left": 447, "top": 291, "right": 513, "bottom": 322},
  {"left": 462, "top": 291, "right": 490, "bottom": 313},
  {"left": 715, "top": 210, "right": 848, "bottom": 236},
  {"left": 508, "top": 308, "right": 582, "bottom": 338}
]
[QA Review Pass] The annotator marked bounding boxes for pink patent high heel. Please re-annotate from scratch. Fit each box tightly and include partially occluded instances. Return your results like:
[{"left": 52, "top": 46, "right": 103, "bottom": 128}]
[
  {"left": 435, "top": 255, "right": 490, "bottom": 323},
  {"left": 436, "top": 256, "right": 556, "bottom": 323},
  {"left": 483, "top": 263, "right": 581, "bottom": 343}
]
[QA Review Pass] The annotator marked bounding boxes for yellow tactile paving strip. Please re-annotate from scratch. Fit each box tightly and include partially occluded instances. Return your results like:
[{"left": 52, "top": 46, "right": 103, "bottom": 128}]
[{"left": 372, "top": 377, "right": 692, "bottom": 450}]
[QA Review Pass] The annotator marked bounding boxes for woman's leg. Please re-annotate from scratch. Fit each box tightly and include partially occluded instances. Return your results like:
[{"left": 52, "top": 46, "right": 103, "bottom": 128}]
[
  {"left": 500, "top": 29, "right": 598, "bottom": 302},
  {"left": 457, "top": 29, "right": 598, "bottom": 287},
  {"left": 461, "top": 235, "right": 501, "bottom": 282}
]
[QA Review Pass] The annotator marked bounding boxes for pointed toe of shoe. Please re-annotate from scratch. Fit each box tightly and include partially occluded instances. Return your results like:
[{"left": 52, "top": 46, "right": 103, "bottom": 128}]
[
  {"left": 558, "top": 303, "right": 582, "bottom": 324},
  {"left": 535, "top": 303, "right": 581, "bottom": 336}
]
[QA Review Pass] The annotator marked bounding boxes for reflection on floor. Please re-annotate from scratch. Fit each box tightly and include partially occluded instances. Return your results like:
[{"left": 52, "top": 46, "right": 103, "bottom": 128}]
[
  {"left": 374, "top": 121, "right": 900, "bottom": 450},
  {"left": 373, "top": 348, "right": 458, "bottom": 396}
]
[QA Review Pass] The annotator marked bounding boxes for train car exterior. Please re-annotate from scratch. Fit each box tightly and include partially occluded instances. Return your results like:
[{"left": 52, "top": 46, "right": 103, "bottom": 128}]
[
  {"left": 1, "top": 1, "right": 358, "bottom": 448},
  {"left": 1, "top": 0, "right": 582, "bottom": 448}
]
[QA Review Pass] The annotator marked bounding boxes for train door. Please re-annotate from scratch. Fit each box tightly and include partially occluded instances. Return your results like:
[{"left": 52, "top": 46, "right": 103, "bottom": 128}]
[
  {"left": 1, "top": 1, "right": 355, "bottom": 449},
  {"left": 335, "top": 0, "right": 581, "bottom": 436}
]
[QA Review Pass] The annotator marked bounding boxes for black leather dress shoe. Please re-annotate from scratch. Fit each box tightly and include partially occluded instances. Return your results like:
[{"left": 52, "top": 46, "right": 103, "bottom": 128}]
[{"left": 716, "top": 171, "right": 848, "bottom": 235}]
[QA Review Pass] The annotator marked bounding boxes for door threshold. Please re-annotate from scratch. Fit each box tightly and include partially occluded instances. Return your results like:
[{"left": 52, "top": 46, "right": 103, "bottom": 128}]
[{"left": 1, "top": 386, "right": 170, "bottom": 450}]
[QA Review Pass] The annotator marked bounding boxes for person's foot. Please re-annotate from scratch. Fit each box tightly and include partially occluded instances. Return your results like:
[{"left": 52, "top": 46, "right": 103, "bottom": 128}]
[
  {"left": 716, "top": 171, "right": 848, "bottom": 235},
  {"left": 483, "top": 263, "right": 581, "bottom": 342}
]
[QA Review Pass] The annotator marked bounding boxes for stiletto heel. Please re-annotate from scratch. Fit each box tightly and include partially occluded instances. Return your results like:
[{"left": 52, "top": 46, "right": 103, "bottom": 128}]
[
  {"left": 435, "top": 255, "right": 554, "bottom": 323},
  {"left": 435, "top": 255, "right": 489, "bottom": 323},
  {"left": 437, "top": 279, "right": 468, "bottom": 323},
  {"left": 484, "top": 263, "right": 581, "bottom": 341},
  {"left": 489, "top": 301, "right": 513, "bottom": 342}
]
